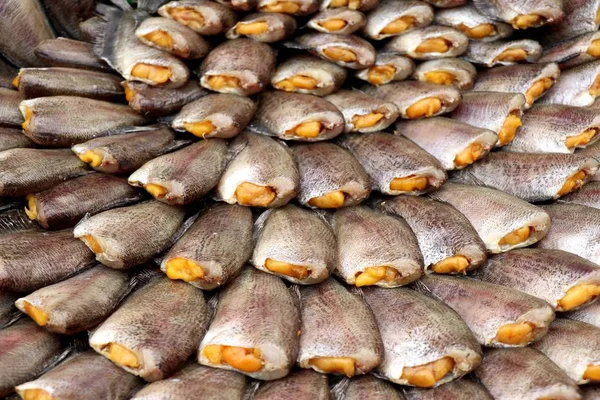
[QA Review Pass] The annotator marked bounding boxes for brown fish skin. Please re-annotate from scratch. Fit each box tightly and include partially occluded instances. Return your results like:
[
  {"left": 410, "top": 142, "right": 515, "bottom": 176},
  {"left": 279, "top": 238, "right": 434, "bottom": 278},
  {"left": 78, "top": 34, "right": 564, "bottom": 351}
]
[
  {"left": 560, "top": 181, "right": 600, "bottom": 210},
  {"left": 159, "top": 0, "right": 238, "bottom": 35},
  {"left": 354, "top": 53, "right": 415, "bottom": 86},
  {"left": 131, "top": 363, "right": 247, "bottom": 400},
  {"left": 90, "top": 277, "right": 210, "bottom": 382},
  {"left": 123, "top": 80, "right": 209, "bottom": 117},
  {"left": 0, "top": 320, "right": 66, "bottom": 397},
  {"left": 0, "top": 292, "right": 19, "bottom": 330},
  {"left": 227, "top": 13, "right": 297, "bottom": 42},
  {"left": 35, "top": 38, "right": 111, "bottom": 72},
  {"left": 271, "top": 54, "right": 347, "bottom": 97},
  {"left": 0, "top": 149, "right": 89, "bottom": 197},
  {"left": 0, "top": 127, "right": 33, "bottom": 152},
  {"left": 405, "top": 379, "right": 493, "bottom": 400},
  {"left": 13, "top": 67, "right": 124, "bottom": 101},
  {"left": 136, "top": 17, "right": 212, "bottom": 59},
  {"left": 338, "top": 375, "right": 404, "bottom": 400},
  {"left": 16, "top": 351, "right": 142, "bottom": 400},
  {"left": 0, "top": 58, "right": 17, "bottom": 90},
  {"left": 79, "top": 15, "right": 107, "bottom": 44},
  {"left": 0, "top": 88, "right": 25, "bottom": 127},
  {"left": 40, "top": 0, "right": 95, "bottom": 40},
  {"left": 255, "top": 369, "right": 330, "bottom": 400},
  {"left": 325, "top": 90, "right": 399, "bottom": 133},
  {"left": 0, "top": 208, "right": 40, "bottom": 235},
  {"left": 475, "top": 348, "right": 581, "bottom": 400},
  {"left": 295, "top": 33, "right": 376, "bottom": 69}
]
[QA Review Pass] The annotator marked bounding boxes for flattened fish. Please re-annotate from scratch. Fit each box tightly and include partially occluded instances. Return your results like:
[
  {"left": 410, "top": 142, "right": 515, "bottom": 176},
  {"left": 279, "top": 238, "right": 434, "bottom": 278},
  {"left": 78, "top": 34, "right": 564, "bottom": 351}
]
[
  {"left": 405, "top": 379, "right": 493, "bottom": 400},
  {"left": 252, "top": 204, "right": 335, "bottom": 284},
  {"left": 124, "top": 81, "right": 208, "bottom": 117},
  {"left": 40, "top": 0, "right": 95, "bottom": 39},
  {"left": 565, "top": 298, "right": 600, "bottom": 328},
  {"left": 412, "top": 58, "right": 477, "bottom": 90},
  {"left": 384, "top": 26, "right": 469, "bottom": 60},
  {"left": 228, "top": 13, "right": 297, "bottom": 42},
  {"left": 539, "top": 60, "right": 600, "bottom": 107},
  {"left": 363, "top": 0, "right": 434, "bottom": 40},
  {"left": 363, "top": 287, "right": 482, "bottom": 388},
  {"left": 271, "top": 54, "right": 347, "bottom": 96},
  {"left": 332, "top": 206, "right": 423, "bottom": 287},
  {"left": 538, "top": 31, "right": 600, "bottom": 70},
  {"left": 294, "top": 33, "right": 376, "bottom": 69},
  {"left": 472, "top": 0, "right": 565, "bottom": 29},
  {"left": 0, "top": 88, "right": 25, "bottom": 127},
  {"left": 324, "top": 90, "right": 399, "bottom": 133},
  {"left": 0, "top": 291, "right": 19, "bottom": 328},
  {"left": 136, "top": 17, "right": 211, "bottom": 59},
  {"left": 198, "top": 268, "right": 300, "bottom": 380},
  {"left": 217, "top": 132, "right": 299, "bottom": 207},
  {"left": 435, "top": 5, "right": 513, "bottom": 41},
  {"left": 463, "top": 39, "right": 542, "bottom": 67},
  {"left": 543, "top": 0, "right": 600, "bottom": 44},
  {"left": 257, "top": 0, "right": 319, "bottom": 15},
  {"left": 255, "top": 369, "right": 329, "bottom": 400},
  {"left": 422, "top": 0, "right": 465, "bottom": 8},
  {"left": 560, "top": 181, "right": 600, "bottom": 209},
  {"left": 354, "top": 53, "right": 414, "bottom": 86},
  {"left": 337, "top": 375, "right": 403, "bottom": 400},
  {"left": 215, "top": 0, "right": 256, "bottom": 11},
  {"left": 0, "top": 58, "right": 17, "bottom": 90},
  {"left": 159, "top": 0, "right": 237, "bottom": 34},
  {"left": 307, "top": 9, "right": 366, "bottom": 36},
  {"left": 35, "top": 38, "right": 111, "bottom": 72},
  {"left": 320, "top": 0, "right": 378, "bottom": 12},
  {"left": 429, "top": 183, "right": 551, "bottom": 253}
]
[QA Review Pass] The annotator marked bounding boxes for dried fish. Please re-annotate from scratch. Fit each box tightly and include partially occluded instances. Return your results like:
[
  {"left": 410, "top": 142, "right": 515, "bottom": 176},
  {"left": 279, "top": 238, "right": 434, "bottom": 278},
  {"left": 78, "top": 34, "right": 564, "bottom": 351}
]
[
  {"left": 412, "top": 58, "right": 477, "bottom": 90},
  {"left": 255, "top": 369, "right": 329, "bottom": 400},
  {"left": 354, "top": 53, "right": 414, "bottom": 86},
  {"left": 463, "top": 39, "right": 542, "bottom": 67},
  {"left": 294, "top": 33, "right": 376, "bottom": 69},
  {"left": 384, "top": 26, "right": 469, "bottom": 60},
  {"left": 228, "top": 13, "right": 297, "bottom": 42},
  {"left": 560, "top": 181, "right": 600, "bottom": 209},
  {"left": 40, "top": 0, "right": 95, "bottom": 39},
  {"left": 272, "top": 54, "right": 347, "bottom": 96},
  {"left": 0, "top": 292, "right": 19, "bottom": 328},
  {"left": 320, "top": 0, "right": 378, "bottom": 12},
  {"left": 215, "top": 0, "right": 257, "bottom": 11},
  {"left": 540, "top": 60, "right": 600, "bottom": 107},
  {"left": 308, "top": 9, "right": 366, "bottom": 35},
  {"left": 0, "top": 209, "right": 39, "bottom": 235},
  {"left": 324, "top": 90, "right": 399, "bottom": 132},
  {"left": 472, "top": 0, "right": 565, "bottom": 29},
  {"left": 434, "top": 5, "right": 513, "bottom": 41},
  {"left": 422, "top": 0, "right": 465, "bottom": 8},
  {"left": 337, "top": 375, "right": 403, "bottom": 400},
  {"left": 538, "top": 31, "right": 600, "bottom": 70},
  {"left": 123, "top": 80, "right": 209, "bottom": 117},
  {"left": 35, "top": 38, "right": 111, "bottom": 72},
  {"left": 542, "top": 0, "right": 600, "bottom": 43},
  {"left": 0, "top": 58, "right": 17, "bottom": 90},
  {"left": 158, "top": 0, "right": 237, "bottom": 35},
  {"left": 79, "top": 15, "right": 107, "bottom": 44},
  {"left": 257, "top": 0, "right": 320, "bottom": 15},
  {"left": 135, "top": 17, "right": 212, "bottom": 59},
  {"left": 363, "top": 0, "right": 434, "bottom": 40},
  {"left": 405, "top": 379, "right": 493, "bottom": 400},
  {"left": 565, "top": 297, "right": 600, "bottom": 328},
  {"left": 0, "top": 88, "right": 25, "bottom": 127}
]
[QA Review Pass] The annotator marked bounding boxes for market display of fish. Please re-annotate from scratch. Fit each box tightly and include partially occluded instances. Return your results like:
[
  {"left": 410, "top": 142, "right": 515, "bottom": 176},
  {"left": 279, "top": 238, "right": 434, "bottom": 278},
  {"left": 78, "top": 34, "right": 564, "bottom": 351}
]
[
  {"left": 463, "top": 39, "right": 542, "bottom": 67},
  {"left": 228, "top": 13, "right": 296, "bottom": 42},
  {"left": 294, "top": 33, "right": 376, "bottom": 69},
  {"left": 412, "top": 58, "right": 477, "bottom": 90},
  {"left": 123, "top": 80, "right": 209, "bottom": 117},
  {"left": 537, "top": 31, "right": 600, "bottom": 70},
  {"left": 35, "top": 38, "right": 111, "bottom": 72},
  {"left": 434, "top": 4, "right": 513, "bottom": 42},
  {"left": 324, "top": 89, "right": 399, "bottom": 133},
  {"left": 363, "top": 0, "right": 434, "bottom": 40},
  {"left": 307, "top": 8, "right": 365, "bottom": 36},
  {"left": 354, "top": 53, "right": 414, "bottom": 86},
  {"left": 472, "top": 0, "right": 565, "bottom": 30},
  {"left": 271, "top": 54, "right": 347, "bottom": 96},
  {"left": 384, "top": 26, "right": 469, "bottom": 60}
]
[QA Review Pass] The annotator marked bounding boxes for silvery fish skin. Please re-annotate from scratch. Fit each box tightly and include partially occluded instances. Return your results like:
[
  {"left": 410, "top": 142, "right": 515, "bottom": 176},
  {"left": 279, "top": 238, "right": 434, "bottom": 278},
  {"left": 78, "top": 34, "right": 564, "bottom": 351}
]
[
  {"left": 363, "top": 287, "right": 482, "bottom": 388},
  {"left": 217, "top": 132, "right": 299, "bottom": 208},
  {"left": 532, "top": 319, "right": 600, "bottom": 384},
  {"left": 0, "top": 292, "right": 19, "bottom": 328},
  {"left": 537, "top": 31, "right": 600, "bottom": 70},
  {"left": 80, "top": 15, "right": 107, "bottom": 44},
  {"left": 354, "top": 53, "right": 415, "bottom": 86},
  {"left": 396, "top": 117, "right": 498, "bottom": 170},
  {"left": 332, "top": 206, "right": 423, "bottom": 287},
  {"left": 298, "top": 278, "right": 383, "bottom": 375},
  {"left": 161, "top": 203, "right": 253, "bottom": 290},
  {"left": 405, "top": 379, "right": 493, "bottom": 400},
  {"left": 320, "top": 0, "right": 378, "bottom": 12},
  {"left": 337, "top": 375, "right": 404, "bottom": 400},
  {"left": 475, "top": 348, "right": 581, "bottom": 400},
  {"left": 565, "top": 298, "right": 600, "bottom": 328},
  {"left": 159, "top": 0, "right": 238, "bottom": 34},
  {"left": 0, "top": 320, "right": 65, "bottom": 397},
  {"left": 123, "top": 80, "right": 209, "bottom": 117},
  {"left": 40, "top": 0, "right": 95, "bottom": 39},
  {"left": 472, "top": 0, "right": 565, "bottom": 29},
  {"left": 539, "top": 60, "right": 600, "bottom": 107},
  {"left": 16, "top": 351, "right": 141, "bottom": 400},
  {"left": 72, "top": 126, "right": 180, "bottom": 174},
  {"left": 135, "top": 17, "right": 212, "bottom": 59},
  {"left": 198, "top": 268, "right": 301, "bottom": 381},
  {"left": 257, "top": 0, "right": 320, "bottom": 16},
  {"left": 560, "top": 181, "right": 600, "bottom": 209},
  {"left": 227, "top": 13, "right": 297, "bottom": 42},
  {"left": 429, "top": 183, "right": 551, "bottom": 253},
  {"left": 503, "top": 105, "right": 600, "bottom": 153},
  {"left": 200, "top": 39, "right": 276, "bottom": 96},
  {"left": 452, "top": 153, "right": 599, "bottom": 202},
  {"left": 307, "top": 9, "right": 366, "bottom": 35},
  {"left": 294, "top": 33, "right": 376, "bottom": 69},
  {"left": 538, "top": 203, "right": 600, "bottom": 265},
  {"left": 293, "top": 143, "right": 371, "bottom": 209},
  {"left": 363, "top": 81, "right": 461, "bottom": 119},
  {"left": 0, "top": 209, "right": 40, "bottom": 235},
  {"left": 434, "top": 5, "right": 513, "bottom": 41},
  {"left": 271, "top": 54, "right": 347, "bottom": 96},
  {"left": 0, "top": 88, "right": 25, "bottom": 127},
  {"left": 216, "top": 0, "right": 257, "bottom": 11},
  {"left": 19, "top": 96, "right": 149, "bottom": 147},
  {"left": 131, "top": 363, "right": 247, "bottom": 400},
  {"left": 413, "top": 58, "right": 477, "bottom": 90},
  {"left": 339, "top": 132, "right": 446, "bottom": 196},
  {"left": 384, "top": 26, "right": 469, "bottom": 60},
  {"left": 543, "top": 0, "right": 600, "bottom": 44},
  {"left": 255, "top": 369, "right": 330, "bottom": 400},
  {"left": 363, "top": 0, "right": 434, "bottom": 40},
  {"left": 25, "top": 173, "right": 142, "bottom": 230},
  {"left": 423, "top": 0, "right": 466, "bottom": 8},
  {"left": 418, "top": 275, "right": 555, "bottom": 348},
  {"left": 378, "top": 195, "right": 486, "bottom": 274},
  {"left": 0, "top": 0, "right": 55, "bottom": 67},
  {"left": 129, "top": 140, "right": 228, "bottom": 205},
  {"left": 35, "top": 38, "right": 111, "bottom": 72},
  {"left": 0, "top": 149, "right": 89, "bottom": 197},
  {"left": 579, "top": 141, "right": 600, "bottom": 181},
  {"left": 73, "top": 201, "right": 185, "bottom": 269},
  {"left": 252, "top": 204, "right": 336, "bottom": 284},
  {"left": 15, "top": 265, "right": 130, "bottom": 335},
  {"left": 324, "top": 90, "right": 399, "bottom": 133},
  {"left": 450, "top": 91, "right": 526, "bottom": 147},
  {"left": 171, "top": 94, "right": 256, "bottom": 139},
  {"left": 476, "top": 248, "right": 600, "bottom": 312},
  {"left": 0, "top": 58, "right": 17, "bottom": 89},
  {"left": 473, "top": 63, "right": 560, "bottom": 108},
  {"left": 250, "top": 91, "right": 345, "bottom": 141},
  {"left": 90, "top": 276, "right": 210, "bottom": 382},
  {"left": 463, "top": 39, "right": 542, "bottom": 67}
]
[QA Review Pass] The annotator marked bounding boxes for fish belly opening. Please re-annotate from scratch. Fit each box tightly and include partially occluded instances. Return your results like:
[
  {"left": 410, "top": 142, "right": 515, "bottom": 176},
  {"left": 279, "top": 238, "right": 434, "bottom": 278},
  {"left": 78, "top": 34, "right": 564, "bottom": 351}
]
[
  {"left": 498, "top": 112, "right": 522, "bottom": 146},
  {"left": 405, "top": 97, "right": 442, "bottom": 119},
  {"left": 308, "top": 190, "right": 346, "bottom": 208},
  {"left": 557, "top": 284, "right": 600, "bottom": 311},
  {"left": 260, "top": 1, "right": 300, "bottom": 13},
  {"left": 381, "top": 16, "right": 416, "bottom": 35},
  {"left": 206, "top": 75, "right": 242, "bottom": 90},
  {"left": 389, "top": 175, "right": 430, "bottom": 193},
  {"left": 495, "top": 321, "right": 536, "bottom": 345},
  {"left": 525, "top": 77, "right": 554, "bottom": 105},
  {"left": 265, "top": 258, "right": 311, "bottom": 279},
  {"left": 323, "top": 47, "right": 357, "bottom": 63},
  {"left": 285, "top": 120, "right": 323, "bottom": 138},
  {"left": 165, "top": 257, "right": 205, "bottom": 282},
  {"left": 131, "top": 64, "right": 173, "bottom": 85},
  {"left": 167, "top": 7, "right": 205, "bottom": 30},
  {"left": 354, "top": 266, "right": 399, "bottom": 287},
  {"left": 401, "top": 357, "right": 455, "bottom": 388},
  {"left": 203, "top": 345, "right": 264, "bottom": 372},
  {"left": 144, "top": 30, "right": 174, "bottom": 51},
  {"left": 24, "top": 194, "right": 38, "bottom": 221},
  {"left": 415, "top": 38, "right": 452, "bottom": 54},
  {"left": 235, "top": 182, "right": 276, "bottom": 207},
  {"left": 320, "top": 18, "right": 348, "bottom": 32},
  {"left": 22, "top": 107, "right": 33, "bottom": 130},
  {"left": 566, "top": 128, "right": 597, "bottom": 150},
  {"left": 454, "top": 142, "right": 486, "bottom": 168},
  {"left": 431, "top": 255, "right": 470, "bottom": 274},
  {"left": 79, "top": 150, "right": 103, "bottom": 168},
  {"left": 557, "top": 170, "right": 588, "bottom": 197},
  {"left": 493, "top": 48, "right": 528, "bottom": 63},
  {"left": 423, "top": 71, "right": 456, "bottom": 86},
  {"left": 458, "top": 23, "right": 496, "bottom": 40},
  {"left": 367, "top": 65, "right": 396, "bottom": 85},
  {"left": 236, "top": 21, "right": 270, "bottom": 35},
  {"left": 184, "top": 120, "right": 215, "bottom": 137},
  {"left": 309, "top": 356, "right": 356, "bottom": 376},
  {"left": 352, "top": 112, "right": 384, "bottom": 130},
  {"left": 145, "top": 183, "right": 168, "bottom": 199},
  {"left": 328, "top": 0, "right": 361, "bottom": 10},
  {"left": 22, "top": 302, "right": 49, "bottom": 327},
  {"left": 104, "top": 343, "right": 140, "bottom": 369},
  {"left": 498, "top": 226, "right": 533, "bottom": 247},
  {"left": 512, "top": 14, "right": 543, "bottom": 29},
  {"left": 274, "top": 75, "right": 318, "bottom": 91},
  {"left": 21, "top": 389, "right": 54, "bottom": 400},
  {"left": 584, "top": 364, "right": 600, "bottom": 381},
  {"left": 588, "top": 40, "right": 600, "bottom": 57}
]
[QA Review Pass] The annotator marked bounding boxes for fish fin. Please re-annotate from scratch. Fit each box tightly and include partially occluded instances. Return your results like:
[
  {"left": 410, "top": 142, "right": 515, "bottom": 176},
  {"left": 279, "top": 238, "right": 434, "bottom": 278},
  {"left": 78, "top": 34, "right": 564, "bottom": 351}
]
[
  {"left": 281, "top": 41, "right": 307, "bottom": 50},
  {"left": 159, "top": 139, "right": 194, "bottom": 155},
  {"left": 0, "top": 209, "right": 40, "bottom": 235},
  {"left": 137, "top": 0, "right": 169, "bottom": 12},
  {"left": 288, "top": 284, "right": 302, "bottom": 309},
  {"left": 0, "top": 309, "right": 22, "bottom": 330},
  {"left": 129, "top": 265, "right": 162, "bottom": 289},
  {"left": 245, "top": 120, "right": 278, "bottom": 138},
  {"left": 108, "top": 0, "right": 134, "bottom": 11},
  {"left": 449, "top": 167, "right": 488, "bottom": 187},
  {"left": 253, "top": 208, "right": 273, "bottom": 242},
  {"left": 412, "top": 278, "right": 431, "bottom": 294},
  {"left": 244, "top": 381, "right": 260, "bottom": 400},
  {"left": 471, "top": 0, "right": 503, "bottom": 20},
  {"left": 0, "top": 199, "right": 24, "bottom": 212},
  {"left": 93, "top": 7, "right": 124, "bottom": 67},
  {"left": 331, "top": 378, "right": 350, "bottom": 400}
]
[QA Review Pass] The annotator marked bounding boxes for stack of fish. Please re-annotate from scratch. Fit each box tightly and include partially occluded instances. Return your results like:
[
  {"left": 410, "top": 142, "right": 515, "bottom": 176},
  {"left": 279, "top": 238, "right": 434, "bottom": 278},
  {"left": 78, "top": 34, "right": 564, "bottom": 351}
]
[{"left": 2, "top": 0, "right": 600, "bottom": 398}]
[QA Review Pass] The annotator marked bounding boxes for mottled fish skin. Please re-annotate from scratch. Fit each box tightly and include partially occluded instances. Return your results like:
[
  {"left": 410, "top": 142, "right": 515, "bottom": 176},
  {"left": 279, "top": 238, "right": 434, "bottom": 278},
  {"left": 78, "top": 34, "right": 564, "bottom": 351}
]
[
  {"left": 539, "top": 60, "right": 600, "bottom": 107},
  {"left": 0, "top": 127, "right": 33, "bottom": 152},
  {"left": 422, "top": 0, "right": 465, "bottom": 8},
  {"left": 217, "top": 132, "right": 299, "bottom": 207},
  {"left": 255, "top": 369, "right": 330, "bottom": 400},
  {"left": 15, "top": 265, "right": 130, "bottom": 335},
  {"left": 324, "top": 90, "right": 399, "bottom": 133},
  {"left": 272, "top": 54, "right": 347, "bottom": 96},
  {"left": 463, "top": 39, "right": 542, "bottom": 67},
  {"left": 20, "top": 96, "right": 149, "bottom": 147},
  {"left": 159, "top": 0, "right": 238, "bottom": 35},
  {"left": 339, "top": 132, "right": 446, "bottom": 196},
  {"left": 354, "top": 53, "right": 415, "bottom": 86},
  {"left": 565, "top": 299, "right": 600, "bottom": 328},
  {"left": 0, "top": 320, "right": 65, "bottom": 397},
  {"left": 476, "top": 348, "right": 581, "bottom": 400},
  {"left": 338, "top": 375, "right": 404, "bottom": 400},
  {"left": 0, "top": 58, "right": 17, "bottom": 90},
  {"left": 377, "top": 195, "right": 486, "bottom": 273},
  {"left": 384, "top": 26, "right": 469, "bottom": 60},
  {"left": 293, "top": 142, "right": 371, "bottom": 208},
  {"left": 332, "top": 206, "right": 423, "bottom": 287},
  {"left": 320, "top": 0, "right": 378, "bottom": 12},
  {"left": 542, "top": 0, "right": 600, "bottom": 44},
  {"left": 90, "top": 276, "right": 209, "bottom": 382},
  {"left": 538, "top": 32, "right": 600, "bottom": 70},
  {"left": 405, "top": 379, "right": 493, "bottom": 400},
  {"left": 131, "top": 363, "right": 247, "bottom": 400},
  {"left": 16, "top": 351, "right": 141, "bottom": 400},
  {"left": 295, "top": 33, "right": 376, "bottom": 69},
  {"left": 560, "top": 181, "right": 600, "bottom": 209},
  {"left": 136, "top": 17, "right": 212, "bottom": 59},
  {"left": 35, "top": 38, "right": 111, "bottom": 72},
  {"left": 537, "top": 203, "right": 600, "bottom": 265},
  {"left": 472, "top": 0, "right": 565, "bottom": 29},
  {"left": 228, "top": 13, "right": 297, "bottom": 42},
  {"left": 0, "top": 88, "right": 25, "bottom": 127},
  {"left": 363, "top": 287, "right": 482, "bottom": 387},
  {"left": 434, "top": 5, "right": 513, "bottom": 42},
  {"left": 252, "top": 204, "right": 336, "bottom": 284},
  {"left": 418, "top": 275, "right": 555, "bottom": 348},
  {"left": 198, "top": 268, "right": 301, "bottom": 380},
  {"left": 123, "top": 80, "right": 209, "bottom": 117},
  {"left": 0, "top": 149, "right": 89, "bottom": 197},
  {"left": 171, "top": 94, "right": 256, "bottom": 139},
  {"left": 307, "top": 9, "right": 366, "bottom": 36},
  {"left": 476, "top": 248, "right": 600, "bottom": 312},
  {"left": 73, "top": 201, "right": 185, "bottom": 269},
  {"left": 298, "top": 278, "right": 383, "bottom": 375},
  {"left": 162, "top": 203, "right": 253, "bottom": 290},
  {"left": 0, "top": 0, "right": 55, "bottom": 67},
  {"left": 40, "top": 0, "right": 94, "bottom": 39},
  {"left": 396, "top": 117, "right": 498, "bottom": 170},
  {"left": 363, "top": 0, "right": 434, "bottom": 40},
  {"left": 428, "top": 183, "right": 551, "bottom": 253},
  {"left": 413, "top": 58, "right": 477, "bottom": 90}
]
